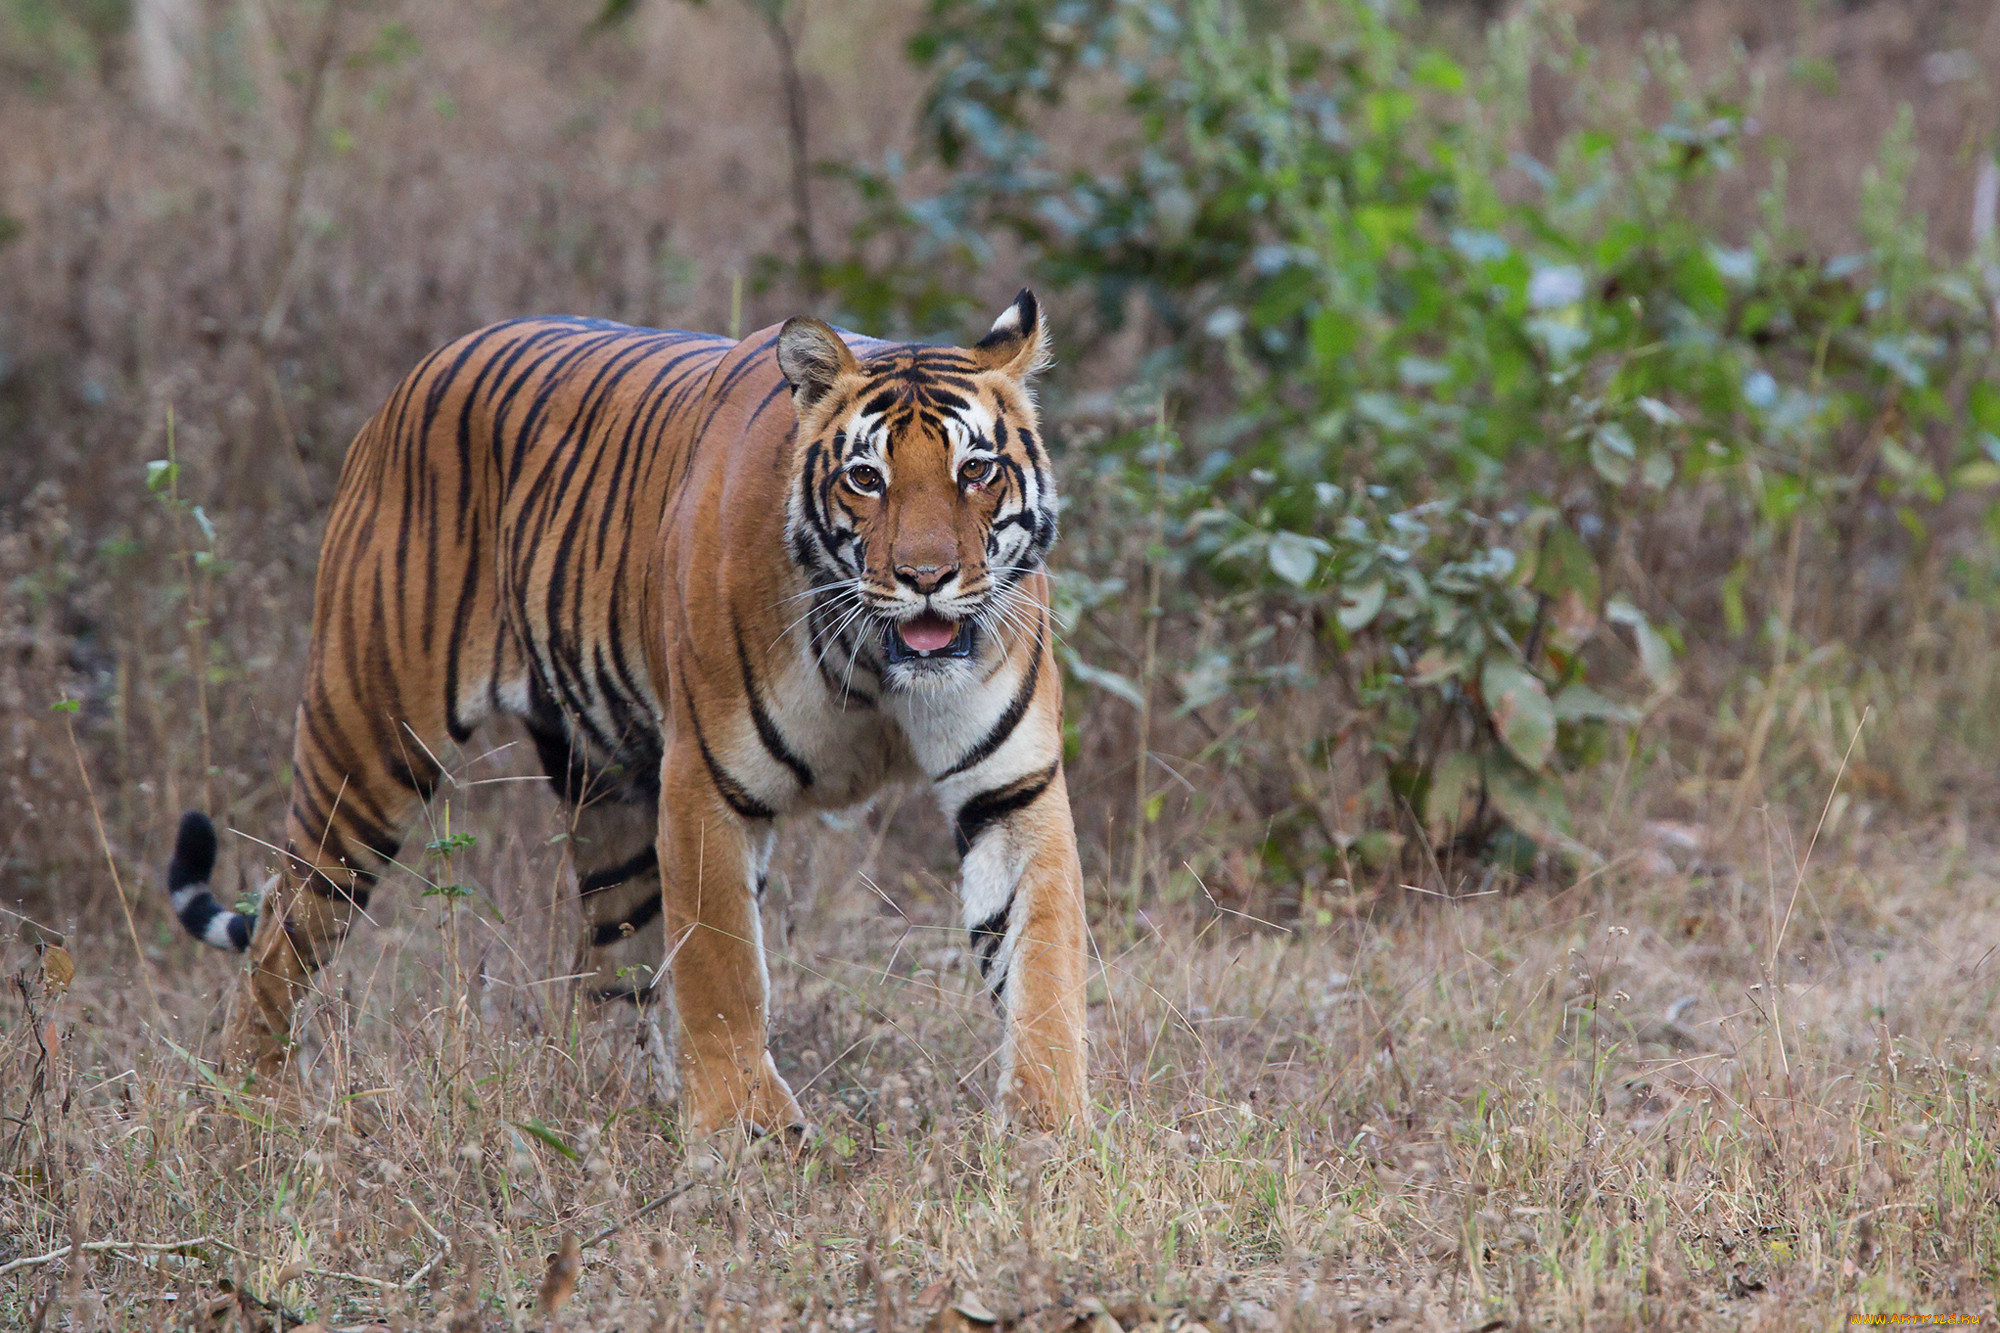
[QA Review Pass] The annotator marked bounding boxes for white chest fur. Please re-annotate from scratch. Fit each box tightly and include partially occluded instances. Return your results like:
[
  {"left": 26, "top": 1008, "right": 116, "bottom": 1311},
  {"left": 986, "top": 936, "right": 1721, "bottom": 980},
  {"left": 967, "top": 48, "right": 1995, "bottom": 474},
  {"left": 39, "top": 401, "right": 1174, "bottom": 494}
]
[{"left": 708, "top": 624, "right": 1045, "bottom": 820}]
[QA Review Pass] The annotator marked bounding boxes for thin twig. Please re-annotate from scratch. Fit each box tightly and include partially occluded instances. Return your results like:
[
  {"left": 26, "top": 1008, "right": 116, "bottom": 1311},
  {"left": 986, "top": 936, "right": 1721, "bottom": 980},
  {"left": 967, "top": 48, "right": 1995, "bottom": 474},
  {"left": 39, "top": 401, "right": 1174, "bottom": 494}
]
[
  {"left": 584, "top": 1180, "right": 697, "bottom": 1249},
  {"left": 0, "top": 1237, "right": 221, "bottom": 1280},
  {"left": 58, "top": 709, "right": 166, "bottom": 1025},
  {"left": 751, "top": 0, "right": 819, "bottom": 289},
  {"left": 0, "top": 1230, "right": 444, "bottom": 1296}
]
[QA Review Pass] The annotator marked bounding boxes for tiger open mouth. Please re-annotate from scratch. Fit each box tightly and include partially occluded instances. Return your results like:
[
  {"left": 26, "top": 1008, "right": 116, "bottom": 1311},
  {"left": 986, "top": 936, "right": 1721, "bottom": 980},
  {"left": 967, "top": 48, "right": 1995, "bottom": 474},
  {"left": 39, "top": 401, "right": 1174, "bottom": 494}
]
[{"left": 884, "top": 611, "right": 976, "bottom": 664}]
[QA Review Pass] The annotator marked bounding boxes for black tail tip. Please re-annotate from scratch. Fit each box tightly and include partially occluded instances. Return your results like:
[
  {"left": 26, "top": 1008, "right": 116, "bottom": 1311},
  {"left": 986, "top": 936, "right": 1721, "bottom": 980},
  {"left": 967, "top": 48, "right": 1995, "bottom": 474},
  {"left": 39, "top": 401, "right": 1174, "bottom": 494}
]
[{"left": 168, "top": 810, "right": 218, "bottom": 891}]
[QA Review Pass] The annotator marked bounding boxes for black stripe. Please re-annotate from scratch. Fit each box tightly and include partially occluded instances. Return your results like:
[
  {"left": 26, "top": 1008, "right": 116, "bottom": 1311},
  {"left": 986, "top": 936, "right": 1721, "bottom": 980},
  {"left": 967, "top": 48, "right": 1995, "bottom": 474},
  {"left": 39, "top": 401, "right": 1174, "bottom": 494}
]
[
  {"left": 969, "top": 894, "right": 1014, "bottom": 980},
  {"left": 953, "top": 761, "right": 1059, "bottom": 858},
  {"left": 528, "top": 722, "right": 585, "bottom": 803},
  {"left": 591, "top": 890, "right": 663, "bottom": 947},
  {"left": 579, "top": 846, "right": 658, "bottom": 897},
  {"left": 304, "top": 862, "right": 378, "bottom": 906},
  {"left": 167, "top": 811, "right": 218, "bottom": 891},
  {"left": 694, "top": 330, "right": 783, "bottom": 442},
  {"left": 177, "top": 892, "right": 221, "bottom": 939},
  {"left": 936, "top": 615, "right": 1044, "bottom": 780},
  {"left": 505, "top": 330, "right": 628, "bottom": 488},
  {"left": 594, "top": 342, "right": 729, "bottom": 563},
  {"left": 589, "top": 984, "right": 655, "bottom": 1006},
  {"left": 688, "top": 705, "right": 777, "bottom": 820},
  {"left": 389, "top": 753, "right": 442, "bottom": 802},
  {"left": 736, "top": 626, "right": 814, "bottom": 790}
]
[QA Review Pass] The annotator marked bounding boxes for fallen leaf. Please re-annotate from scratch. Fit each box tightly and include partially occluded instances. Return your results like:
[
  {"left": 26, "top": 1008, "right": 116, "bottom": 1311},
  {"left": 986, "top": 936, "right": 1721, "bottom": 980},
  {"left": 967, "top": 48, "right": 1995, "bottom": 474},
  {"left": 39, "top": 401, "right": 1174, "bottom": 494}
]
[
  {"left": 41, "top": 944, "right": 74, "bottom": 996},
  {"left": 918, "top": 1284, "right": 995, "bottom": 1332},
  {"left": 537, "top": 1231, "right": 580, "bottom": 1315},
  {"left": 953, "top": 1291, "right": 999, "bottom": 1323},
  {"left": 41, "top": 1021, "right": 59, "bottom": 1060}
]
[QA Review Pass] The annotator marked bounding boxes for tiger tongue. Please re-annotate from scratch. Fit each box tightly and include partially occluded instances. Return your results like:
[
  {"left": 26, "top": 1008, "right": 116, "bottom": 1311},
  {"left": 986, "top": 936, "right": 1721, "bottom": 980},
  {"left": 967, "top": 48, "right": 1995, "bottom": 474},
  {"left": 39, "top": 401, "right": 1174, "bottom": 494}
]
[{"left": 897, "top": 612, "right": 960, "bottom": 654}]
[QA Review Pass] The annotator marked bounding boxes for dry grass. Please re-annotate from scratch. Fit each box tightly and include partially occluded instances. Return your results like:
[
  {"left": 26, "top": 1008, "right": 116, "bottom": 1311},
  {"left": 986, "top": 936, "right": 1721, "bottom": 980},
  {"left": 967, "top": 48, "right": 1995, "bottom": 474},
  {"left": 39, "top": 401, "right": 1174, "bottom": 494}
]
[
  {"left": 3, "top": 767, "right": 1997, "bottom": 1329},
  {"left": 8, "top": 2, "right": 2000, "bottom": 1329}
]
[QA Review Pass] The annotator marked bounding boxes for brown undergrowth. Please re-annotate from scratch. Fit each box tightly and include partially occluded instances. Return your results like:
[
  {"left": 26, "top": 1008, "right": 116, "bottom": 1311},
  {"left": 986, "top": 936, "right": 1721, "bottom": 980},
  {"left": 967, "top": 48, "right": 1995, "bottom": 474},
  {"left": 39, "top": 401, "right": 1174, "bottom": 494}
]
[{"left": 2, "top": 770, "right": 1996, "bottom": 1328}]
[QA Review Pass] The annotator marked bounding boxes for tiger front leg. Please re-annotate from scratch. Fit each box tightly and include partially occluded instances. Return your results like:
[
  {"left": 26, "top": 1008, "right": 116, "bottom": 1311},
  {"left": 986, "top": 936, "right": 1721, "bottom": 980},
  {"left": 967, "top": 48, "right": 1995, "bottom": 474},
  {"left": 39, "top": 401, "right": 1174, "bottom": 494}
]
[
  {"left": 952, "top": 761, "right": 1089, "bottom": 1130},
  {"left": 657, "top": 747, "right": 804, "bottom": 1138}
]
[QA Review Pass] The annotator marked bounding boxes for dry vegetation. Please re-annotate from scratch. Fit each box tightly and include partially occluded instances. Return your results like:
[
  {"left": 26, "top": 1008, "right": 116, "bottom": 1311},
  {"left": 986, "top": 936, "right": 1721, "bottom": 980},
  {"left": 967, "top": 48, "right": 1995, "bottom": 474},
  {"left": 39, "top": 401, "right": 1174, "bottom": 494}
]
[
  {"left": 5, "top": 785, "right": 1998, "bottom": 1329},
  {"left": 6, "top": 0, "right": 2000, "bottom": 1328}
]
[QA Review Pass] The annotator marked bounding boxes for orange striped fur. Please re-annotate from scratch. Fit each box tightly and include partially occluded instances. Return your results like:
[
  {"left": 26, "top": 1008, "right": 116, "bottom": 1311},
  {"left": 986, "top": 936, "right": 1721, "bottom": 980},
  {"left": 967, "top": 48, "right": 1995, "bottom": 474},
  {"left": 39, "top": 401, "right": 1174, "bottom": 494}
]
[{"left": 164, "top": 293, "right": 1087, "bottom": 1133}]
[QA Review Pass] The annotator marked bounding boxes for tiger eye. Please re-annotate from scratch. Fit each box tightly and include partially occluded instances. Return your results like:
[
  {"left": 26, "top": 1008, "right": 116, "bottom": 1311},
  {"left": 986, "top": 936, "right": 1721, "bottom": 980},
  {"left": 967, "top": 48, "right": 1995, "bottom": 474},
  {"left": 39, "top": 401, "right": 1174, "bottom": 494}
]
[
  {"left": 846, "top": 463, "right": 883, "bottom": 493},
  {"left": 961, "top": 457, "right": 993, "bottom": 485}
]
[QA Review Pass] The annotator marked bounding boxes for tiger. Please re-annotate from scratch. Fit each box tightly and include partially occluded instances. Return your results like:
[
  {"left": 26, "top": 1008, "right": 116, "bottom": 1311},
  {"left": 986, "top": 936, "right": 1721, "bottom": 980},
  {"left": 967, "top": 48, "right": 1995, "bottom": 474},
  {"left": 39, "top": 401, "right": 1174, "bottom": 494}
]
[{"left": 161, "top": 291, "right": 1088, "bottom": 1134}]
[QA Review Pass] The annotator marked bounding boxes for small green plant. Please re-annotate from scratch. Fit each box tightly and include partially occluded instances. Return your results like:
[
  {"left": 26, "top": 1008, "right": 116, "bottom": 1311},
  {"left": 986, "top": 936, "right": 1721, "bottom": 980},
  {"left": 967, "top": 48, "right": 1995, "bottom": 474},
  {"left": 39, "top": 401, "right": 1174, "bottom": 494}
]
[{"left": 425, "top": 830, "right": 478, "bottom": 857}]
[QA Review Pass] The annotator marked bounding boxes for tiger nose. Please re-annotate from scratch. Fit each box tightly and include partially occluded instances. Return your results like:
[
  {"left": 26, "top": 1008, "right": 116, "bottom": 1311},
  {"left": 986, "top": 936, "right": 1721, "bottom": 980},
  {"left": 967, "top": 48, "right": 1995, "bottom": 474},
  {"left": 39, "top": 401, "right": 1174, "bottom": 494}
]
[{"left": 894, "top": 563, "right": 957, "bottom": 595}]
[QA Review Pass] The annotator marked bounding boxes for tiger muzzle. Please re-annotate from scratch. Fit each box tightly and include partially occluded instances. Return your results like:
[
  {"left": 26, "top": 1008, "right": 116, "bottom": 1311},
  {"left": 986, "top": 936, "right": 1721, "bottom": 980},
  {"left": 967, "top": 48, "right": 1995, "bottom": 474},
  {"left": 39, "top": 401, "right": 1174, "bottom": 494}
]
[{"left": 884, "top": 611, "right": 977, "bottom": 664}]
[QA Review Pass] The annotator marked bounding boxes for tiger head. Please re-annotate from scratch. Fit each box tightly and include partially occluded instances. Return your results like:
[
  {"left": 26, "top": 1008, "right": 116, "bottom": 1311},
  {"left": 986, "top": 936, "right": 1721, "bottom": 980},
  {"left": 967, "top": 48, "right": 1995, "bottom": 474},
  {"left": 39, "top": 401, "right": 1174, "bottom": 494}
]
[{"left": 779, "top": 290, "right": 1055, "bottom": 687}]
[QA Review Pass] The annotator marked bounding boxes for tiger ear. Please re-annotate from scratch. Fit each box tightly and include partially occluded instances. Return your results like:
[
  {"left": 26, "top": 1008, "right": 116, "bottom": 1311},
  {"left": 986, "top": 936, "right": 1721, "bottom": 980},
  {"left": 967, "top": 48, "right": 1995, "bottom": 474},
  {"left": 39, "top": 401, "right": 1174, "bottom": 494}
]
[
  {"left": 777, "top": 317, "right": 860, "bottom": 414},
  {"left": 972, "top": 288, "right": 1050, "bottom": 381}
]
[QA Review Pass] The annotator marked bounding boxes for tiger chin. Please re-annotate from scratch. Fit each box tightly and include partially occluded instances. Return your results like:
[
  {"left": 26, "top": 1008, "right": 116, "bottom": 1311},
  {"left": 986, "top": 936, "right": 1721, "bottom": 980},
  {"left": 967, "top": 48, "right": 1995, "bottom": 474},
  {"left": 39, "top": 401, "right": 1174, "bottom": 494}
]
[{"left": 161, "top": 291, "right": 1088, "bottom": 1137}]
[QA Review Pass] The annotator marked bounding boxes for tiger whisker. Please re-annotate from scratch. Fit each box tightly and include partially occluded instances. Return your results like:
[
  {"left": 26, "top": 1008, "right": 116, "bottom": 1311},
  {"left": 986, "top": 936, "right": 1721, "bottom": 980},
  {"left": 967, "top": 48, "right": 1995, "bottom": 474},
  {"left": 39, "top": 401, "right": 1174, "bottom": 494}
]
[
  {"left": 770, "top": 576, "right": 866, "bottom": 612},
  {"left": 813, "top": 598, "right": 879, "bottom": 676},
  {"left": 774, "top": 587, "right": 864, "bottom": 653}
]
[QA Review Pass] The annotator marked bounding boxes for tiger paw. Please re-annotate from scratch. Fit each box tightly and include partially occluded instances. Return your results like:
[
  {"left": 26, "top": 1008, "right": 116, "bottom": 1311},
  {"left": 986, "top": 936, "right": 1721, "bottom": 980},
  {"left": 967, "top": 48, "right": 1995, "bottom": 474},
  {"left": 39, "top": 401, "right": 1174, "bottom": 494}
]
[
  {"left": 997, "top": 1060, "right": 1086, "bottom": 1133},
  {"left": 680, "top": 1049, "right": 806, "bottom": 1140}
]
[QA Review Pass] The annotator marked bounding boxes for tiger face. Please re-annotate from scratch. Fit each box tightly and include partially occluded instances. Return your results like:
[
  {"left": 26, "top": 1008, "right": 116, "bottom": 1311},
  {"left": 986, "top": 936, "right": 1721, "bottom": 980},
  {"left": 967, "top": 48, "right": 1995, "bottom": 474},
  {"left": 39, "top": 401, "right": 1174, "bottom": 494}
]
[{"left": 779, "top": 291, "right": 1055, "bottom": 689}]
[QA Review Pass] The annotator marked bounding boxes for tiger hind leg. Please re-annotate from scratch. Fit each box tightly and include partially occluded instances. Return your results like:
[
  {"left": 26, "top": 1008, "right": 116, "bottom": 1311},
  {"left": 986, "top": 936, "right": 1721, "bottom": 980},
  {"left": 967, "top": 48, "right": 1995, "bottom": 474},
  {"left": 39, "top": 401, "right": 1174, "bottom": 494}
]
[
  {"left": 536, "top": 726, "right": 678, "bottom": 1104},
  {"left": 220, "top": 692, "right": 447, "bottom": 1080}
]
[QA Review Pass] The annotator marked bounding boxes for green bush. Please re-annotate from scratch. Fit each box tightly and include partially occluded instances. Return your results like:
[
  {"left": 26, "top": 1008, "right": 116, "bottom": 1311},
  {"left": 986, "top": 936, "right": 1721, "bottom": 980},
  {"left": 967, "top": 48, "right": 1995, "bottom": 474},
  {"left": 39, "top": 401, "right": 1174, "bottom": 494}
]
[{"left": 815, "top": 0, "right": 1999, "bottom": 867}]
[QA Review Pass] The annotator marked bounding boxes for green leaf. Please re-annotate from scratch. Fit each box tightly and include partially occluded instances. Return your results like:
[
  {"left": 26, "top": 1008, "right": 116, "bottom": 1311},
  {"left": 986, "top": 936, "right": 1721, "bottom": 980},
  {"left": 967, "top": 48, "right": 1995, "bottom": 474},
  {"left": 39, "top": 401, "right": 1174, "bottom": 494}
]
[
  {"left": 1635, "top": 396, "right": 1684, "bottom": 426},
  {"left": 1267, "top": 531, "right": 1322, "bottom": 587},
  {"left": 1869, "top": 335, "right": 1928, "bottom": 389},
  {"left": 511, "top": 1119, "right": 581, "bottom": 1161},
  {"left": 145, "top": 459, "right": 179, "bottom": 493},
  {"left": 1410, "top": 648, "right": 1465, "bottom": 686},
  {"left": 1059, "top": 645, "right": 1146, "bottom": 709},
  {"left": 1411, "top": 49, "right": 1464, "bottom": 92},
  {"left": 1531, "top": 523, "right": 1599, "bottom": 604},
  {"left": 1552, "top": 683, "right": 1638, "bottom": 724},
  {"left": 1481, "top": 658, "right": 1556, "bottom": 770},
  {"left": 1721, "top": 564, "right": 1749, "bottom": 639},
  {"left": 1969, "top": 380, "right": 2000, "bottom": 435},
  {"left": 1424, "top": 751, "right": 1481, "bottom": 841},
  {"left": 50, "top": 698, "right": 79, "bottom": 714},
  {"left": 1338, "top": 580, "right": 1387, "bottom": 631},
  {"left": 1485, "top": 759, "right": 1572, "bottom": 840},
  {"left": 1954, "top": 460, "right": 2000, "bottom": 490},
  {"left": 1606, "top": 598, "right": 1675, "bottom": 687},
  {"left": 1589, "top": 424, "right": 1635, "bottom": 486}
]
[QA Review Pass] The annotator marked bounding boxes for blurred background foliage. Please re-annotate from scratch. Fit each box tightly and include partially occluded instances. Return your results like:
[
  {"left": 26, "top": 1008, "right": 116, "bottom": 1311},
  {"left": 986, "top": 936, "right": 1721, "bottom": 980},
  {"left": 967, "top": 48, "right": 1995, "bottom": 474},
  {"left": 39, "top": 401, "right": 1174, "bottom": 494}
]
[
  {"left": 799, "top": 0, "right": 2000, "bottom": 895},
  {"left": 6, "top": 0, "right": 2000, "bottom": 925}
]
